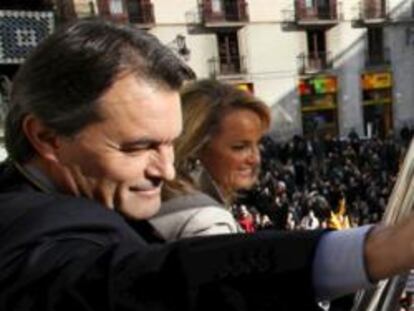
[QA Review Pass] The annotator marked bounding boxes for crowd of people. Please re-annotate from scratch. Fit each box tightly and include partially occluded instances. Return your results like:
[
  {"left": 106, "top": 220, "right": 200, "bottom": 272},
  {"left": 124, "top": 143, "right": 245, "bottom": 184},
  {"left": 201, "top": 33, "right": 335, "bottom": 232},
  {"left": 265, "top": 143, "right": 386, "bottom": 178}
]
[{"left": 234, "top": 130, "right": 413, "bottom": 232}]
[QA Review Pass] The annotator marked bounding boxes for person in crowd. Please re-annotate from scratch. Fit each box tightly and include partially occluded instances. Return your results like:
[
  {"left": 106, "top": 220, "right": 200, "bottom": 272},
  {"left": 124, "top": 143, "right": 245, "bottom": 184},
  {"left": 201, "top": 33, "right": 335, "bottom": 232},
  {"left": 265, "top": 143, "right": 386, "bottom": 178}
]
[
  {"left": 301, "top": 209, "right": 320, "bottom": 230},
  {"left": 237, "top": 205, "right": 256, "bottom": 233},
  {"left": 327, "top": 195, "right": 351, "bottom": 230},
  {"left": 255, "top": 212, "right": 274, "bottom": 230},
  {"left": 2, "top": 18, "right": 414, "bottom": 311}
]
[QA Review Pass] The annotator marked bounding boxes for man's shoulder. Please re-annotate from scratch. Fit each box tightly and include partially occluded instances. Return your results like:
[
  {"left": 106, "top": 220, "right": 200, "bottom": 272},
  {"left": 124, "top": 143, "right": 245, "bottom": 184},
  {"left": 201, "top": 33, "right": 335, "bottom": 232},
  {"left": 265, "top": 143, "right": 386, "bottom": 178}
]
[
  {"left": 0, "top": 161, "right": 144, "bottom": 247},
  {"left": 0, "top": 186, "right": 141, "bottom": 246},
  {"left": 0, "top": 185, "right": 106, "bottom": 216}
]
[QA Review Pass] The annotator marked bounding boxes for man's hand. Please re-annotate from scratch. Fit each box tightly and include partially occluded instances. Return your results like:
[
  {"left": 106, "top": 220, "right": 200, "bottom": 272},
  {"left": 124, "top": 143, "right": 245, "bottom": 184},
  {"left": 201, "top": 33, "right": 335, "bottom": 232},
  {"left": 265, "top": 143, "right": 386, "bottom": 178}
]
[{"left": 364, "top": 219, "right": 414, "bottom": 282}]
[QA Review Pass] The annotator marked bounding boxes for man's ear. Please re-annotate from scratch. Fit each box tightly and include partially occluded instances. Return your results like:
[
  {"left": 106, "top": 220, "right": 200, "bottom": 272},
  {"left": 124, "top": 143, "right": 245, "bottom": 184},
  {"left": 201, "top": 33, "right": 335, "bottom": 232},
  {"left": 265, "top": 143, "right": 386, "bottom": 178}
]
[{"left": 22, "top": 114, "right": 61, "bottom": 163}]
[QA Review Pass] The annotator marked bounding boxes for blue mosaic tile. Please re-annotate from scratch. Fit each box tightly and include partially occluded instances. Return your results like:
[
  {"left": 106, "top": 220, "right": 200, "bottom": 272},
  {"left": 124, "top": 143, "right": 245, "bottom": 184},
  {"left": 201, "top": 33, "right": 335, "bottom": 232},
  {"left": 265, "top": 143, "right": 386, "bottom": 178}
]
[{"left": 0, "top": 10, "right": 54, "bottom": 64}]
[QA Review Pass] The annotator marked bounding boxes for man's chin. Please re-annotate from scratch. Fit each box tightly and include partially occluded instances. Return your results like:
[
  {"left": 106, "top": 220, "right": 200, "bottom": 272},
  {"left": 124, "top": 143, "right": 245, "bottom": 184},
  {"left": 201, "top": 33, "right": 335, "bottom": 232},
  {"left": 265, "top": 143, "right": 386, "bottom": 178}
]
[{"left": 117, "top": 199, "right": 161, "bottom": 220}]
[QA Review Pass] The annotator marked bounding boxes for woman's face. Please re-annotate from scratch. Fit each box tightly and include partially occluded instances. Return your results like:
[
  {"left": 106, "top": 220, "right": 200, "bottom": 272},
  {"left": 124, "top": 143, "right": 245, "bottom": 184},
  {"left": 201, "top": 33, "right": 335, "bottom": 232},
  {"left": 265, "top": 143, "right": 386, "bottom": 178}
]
[{"left": 200, "top": 108, "right": 264, "bottom": 194}]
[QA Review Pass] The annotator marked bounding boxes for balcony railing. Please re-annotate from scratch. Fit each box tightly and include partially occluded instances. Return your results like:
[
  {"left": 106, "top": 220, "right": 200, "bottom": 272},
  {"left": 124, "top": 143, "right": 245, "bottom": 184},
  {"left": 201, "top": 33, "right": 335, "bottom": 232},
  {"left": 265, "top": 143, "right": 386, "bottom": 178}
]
[
  {"left": 295, "top": 0, "right": 338, "bottom": 22},
  {"left": 202, "top": 0, "right": 249, "bottom": 25},
  {"left": 128, "top": 2, "right": 155, "bottom": 25},
  {"left": 298, "top": 52, "right": 333, "bottom": 74},
  {"left": 365, "top": 47, "right": 390, "bottom": 67},
  {"left": 208, "top": 56, "right": 247, "bottom": 77}
]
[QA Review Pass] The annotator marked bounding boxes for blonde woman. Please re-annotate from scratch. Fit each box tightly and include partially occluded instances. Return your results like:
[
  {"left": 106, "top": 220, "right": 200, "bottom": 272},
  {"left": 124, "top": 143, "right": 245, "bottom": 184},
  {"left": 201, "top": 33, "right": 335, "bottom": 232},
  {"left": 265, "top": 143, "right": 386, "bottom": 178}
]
[{"left": 150, "top": 79, "right": 270, "bottom": 240}]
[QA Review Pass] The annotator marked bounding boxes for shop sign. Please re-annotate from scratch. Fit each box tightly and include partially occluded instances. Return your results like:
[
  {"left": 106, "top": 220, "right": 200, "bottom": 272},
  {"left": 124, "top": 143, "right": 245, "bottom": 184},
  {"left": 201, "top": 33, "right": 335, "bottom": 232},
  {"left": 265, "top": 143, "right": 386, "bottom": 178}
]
[
  {"left": 362, "top": 72, "right": 392, "bottom": 90},
  {"left": 298, "top": 76, "right": 337, "bottom": 96}
]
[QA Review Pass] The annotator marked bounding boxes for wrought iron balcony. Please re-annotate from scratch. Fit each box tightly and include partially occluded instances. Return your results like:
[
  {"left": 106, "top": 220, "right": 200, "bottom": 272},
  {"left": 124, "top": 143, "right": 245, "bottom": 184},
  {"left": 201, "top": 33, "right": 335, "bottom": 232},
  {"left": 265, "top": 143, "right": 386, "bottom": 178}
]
[
  {"left": 298, "top": 52, "right": 333, "bottom": 74},
  {"left": 98, "top": 1, "right": 155, "bottom": 26},
  {"left": 294, "top": 0, "right": 340, "bottom": 25},
  {"left": 201, "top": 0, "right": 249, "bottom": 27},
  {"left": 208, "top": 56, "right": 247, "bottom": 77}
]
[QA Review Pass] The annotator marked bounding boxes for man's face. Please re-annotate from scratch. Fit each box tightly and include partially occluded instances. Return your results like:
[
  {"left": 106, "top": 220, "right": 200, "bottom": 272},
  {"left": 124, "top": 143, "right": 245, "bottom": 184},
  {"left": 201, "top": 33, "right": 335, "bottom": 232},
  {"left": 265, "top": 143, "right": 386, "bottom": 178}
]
[{"left": 54, "top": 74, "right": 182, "bottom": 219}]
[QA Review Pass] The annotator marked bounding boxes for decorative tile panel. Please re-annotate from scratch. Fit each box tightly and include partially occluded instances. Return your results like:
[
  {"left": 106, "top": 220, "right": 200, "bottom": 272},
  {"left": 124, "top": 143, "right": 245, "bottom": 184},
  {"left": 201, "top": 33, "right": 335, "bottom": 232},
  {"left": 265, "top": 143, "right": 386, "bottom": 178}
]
[{"left": 0, "top": 10, "right": 54, "bottom": 64}]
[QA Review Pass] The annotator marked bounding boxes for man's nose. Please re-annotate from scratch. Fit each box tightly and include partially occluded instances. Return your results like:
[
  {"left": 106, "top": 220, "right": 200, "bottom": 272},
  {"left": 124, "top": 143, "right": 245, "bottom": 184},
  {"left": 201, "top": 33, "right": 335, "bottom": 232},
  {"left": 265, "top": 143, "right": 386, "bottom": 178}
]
[{"left": 148, "top": 146, "right": 176, "bottom": 181}]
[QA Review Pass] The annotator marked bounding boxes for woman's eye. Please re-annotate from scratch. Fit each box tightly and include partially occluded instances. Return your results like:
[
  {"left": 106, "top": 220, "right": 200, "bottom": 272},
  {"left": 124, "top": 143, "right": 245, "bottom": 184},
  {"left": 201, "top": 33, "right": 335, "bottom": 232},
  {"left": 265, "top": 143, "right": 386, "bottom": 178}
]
[{"left": 231, "top": 144, "right": 247, "bottom": 151}]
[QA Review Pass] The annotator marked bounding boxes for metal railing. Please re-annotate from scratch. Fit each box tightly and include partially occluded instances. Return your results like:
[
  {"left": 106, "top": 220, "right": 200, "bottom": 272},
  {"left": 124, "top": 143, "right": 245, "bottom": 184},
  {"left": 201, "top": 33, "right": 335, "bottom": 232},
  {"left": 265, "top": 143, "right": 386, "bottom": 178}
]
[
  {"left": 128, "top": 2, "right": 155, "bottom": 24},
  {"left": 202, "top": 0, "right": 249, "bottom": 24},
  {"left": 208, "top": 56, "right": 247, "bottom": 77},
  {"left": 298, "top": 52, "right": 333, "bottom": 74}
]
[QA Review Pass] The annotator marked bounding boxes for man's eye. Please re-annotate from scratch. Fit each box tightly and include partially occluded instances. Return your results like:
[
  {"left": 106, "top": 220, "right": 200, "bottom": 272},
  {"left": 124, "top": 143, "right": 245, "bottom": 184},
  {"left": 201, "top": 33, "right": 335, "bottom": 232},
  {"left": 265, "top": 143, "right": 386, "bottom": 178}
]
[
  {"left": 122, "top": 148, "right": 144, "bottom": 154},
  {"left": 121, "top": 145, "right": 151, "bottom": 153}
]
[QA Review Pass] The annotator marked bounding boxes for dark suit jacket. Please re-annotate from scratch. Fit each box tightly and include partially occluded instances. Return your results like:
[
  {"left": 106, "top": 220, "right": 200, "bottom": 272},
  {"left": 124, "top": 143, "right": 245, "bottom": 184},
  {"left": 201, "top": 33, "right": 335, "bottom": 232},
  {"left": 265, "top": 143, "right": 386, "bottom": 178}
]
[{"left": 0, "top": 162, "right": 323, "bottom": 310}]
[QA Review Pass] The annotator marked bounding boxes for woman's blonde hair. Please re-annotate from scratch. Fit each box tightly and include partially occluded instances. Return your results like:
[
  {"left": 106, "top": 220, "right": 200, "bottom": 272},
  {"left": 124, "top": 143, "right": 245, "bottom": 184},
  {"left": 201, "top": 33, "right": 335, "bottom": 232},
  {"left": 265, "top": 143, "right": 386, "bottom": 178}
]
[{"left": 163, "top": 79, "right": 271, "bottom": 200}]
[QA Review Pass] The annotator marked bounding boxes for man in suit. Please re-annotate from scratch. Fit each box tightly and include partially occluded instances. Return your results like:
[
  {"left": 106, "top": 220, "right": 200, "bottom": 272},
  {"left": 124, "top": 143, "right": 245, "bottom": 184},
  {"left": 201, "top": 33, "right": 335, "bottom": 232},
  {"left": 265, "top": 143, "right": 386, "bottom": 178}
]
[{"left": 0, "top": 19, "right": 413, "bottom": 311}]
